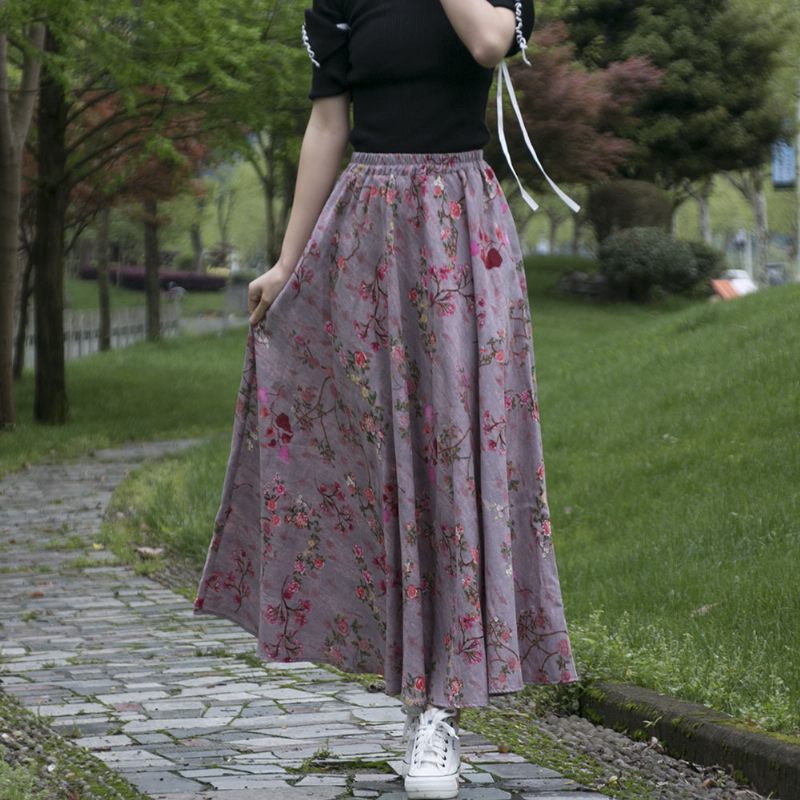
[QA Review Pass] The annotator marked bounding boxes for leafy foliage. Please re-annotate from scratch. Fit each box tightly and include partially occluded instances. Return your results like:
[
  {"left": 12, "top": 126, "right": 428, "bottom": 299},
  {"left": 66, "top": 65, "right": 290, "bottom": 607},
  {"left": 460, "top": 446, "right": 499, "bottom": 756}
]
[
  {"left": 586, "top": 178, "right": 672, "bottom": 243},
  {"left": 598, "top": 225, "right": 700, "bottom": 300}
]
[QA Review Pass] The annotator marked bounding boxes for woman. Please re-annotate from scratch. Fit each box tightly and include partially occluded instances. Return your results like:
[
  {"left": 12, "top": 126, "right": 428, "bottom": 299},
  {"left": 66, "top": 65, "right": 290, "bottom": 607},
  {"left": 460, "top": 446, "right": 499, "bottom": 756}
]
[{"left": 194, "top": 1, "right": 580, "bottom": 798}]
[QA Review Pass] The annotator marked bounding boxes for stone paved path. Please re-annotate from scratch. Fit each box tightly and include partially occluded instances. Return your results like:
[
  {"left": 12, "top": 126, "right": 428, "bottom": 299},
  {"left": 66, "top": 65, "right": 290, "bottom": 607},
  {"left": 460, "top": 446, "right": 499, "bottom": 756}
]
[{"left": 0, "top": 439, "right": 605, "bottom": 799}]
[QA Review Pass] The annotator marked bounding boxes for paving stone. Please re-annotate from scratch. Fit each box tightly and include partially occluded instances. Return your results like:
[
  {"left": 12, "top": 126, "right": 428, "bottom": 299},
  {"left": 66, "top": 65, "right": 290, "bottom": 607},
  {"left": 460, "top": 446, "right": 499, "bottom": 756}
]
[{"left": 0, "top": 440, "right": 606, "bottom": 800}]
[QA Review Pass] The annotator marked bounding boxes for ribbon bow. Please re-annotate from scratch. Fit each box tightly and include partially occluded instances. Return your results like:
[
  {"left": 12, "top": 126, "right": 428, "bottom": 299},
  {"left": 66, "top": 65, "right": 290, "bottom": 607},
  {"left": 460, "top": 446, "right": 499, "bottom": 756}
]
[{"left": 495, "top": 1, "right": 581, "bottom": 214}]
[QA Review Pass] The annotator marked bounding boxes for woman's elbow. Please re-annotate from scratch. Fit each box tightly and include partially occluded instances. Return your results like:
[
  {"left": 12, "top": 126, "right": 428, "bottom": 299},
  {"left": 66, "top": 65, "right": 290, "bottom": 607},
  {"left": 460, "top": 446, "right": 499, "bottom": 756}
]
[{"left": 470, "top": 32, "right": 512, "bottom": 69}]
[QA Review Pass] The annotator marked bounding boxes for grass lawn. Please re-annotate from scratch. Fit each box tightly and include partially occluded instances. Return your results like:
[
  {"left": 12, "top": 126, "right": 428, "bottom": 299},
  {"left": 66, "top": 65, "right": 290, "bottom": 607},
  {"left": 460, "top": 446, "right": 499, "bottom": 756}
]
[
  {"left": 6, "top": 256, "right": 799, "bottom": 737},
  {"left": 0, "top": 325, "right": 246, "bottom": 478},
  {"left": 65, "top": 274, "right": 228, "bottom": 317}
]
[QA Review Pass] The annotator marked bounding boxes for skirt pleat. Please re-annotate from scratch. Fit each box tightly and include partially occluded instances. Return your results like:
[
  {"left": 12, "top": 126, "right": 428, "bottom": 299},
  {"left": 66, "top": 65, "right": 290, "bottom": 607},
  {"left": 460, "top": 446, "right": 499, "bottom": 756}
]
[{"left": 193, "top": 149, "right": 579, "bottom": 708}]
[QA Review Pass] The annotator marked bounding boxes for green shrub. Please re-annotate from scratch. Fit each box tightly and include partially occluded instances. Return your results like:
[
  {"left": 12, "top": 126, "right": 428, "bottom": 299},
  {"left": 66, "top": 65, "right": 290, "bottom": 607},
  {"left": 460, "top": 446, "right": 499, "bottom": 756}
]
[
  {"left": 587, "top": 179, "right": 673, "bottom": 244},
  {"left": 686, "top": 239, "right": 727, "bottom": 284},
  {"left": 598, "top": 226, "right": 699, "bottom": 302}
]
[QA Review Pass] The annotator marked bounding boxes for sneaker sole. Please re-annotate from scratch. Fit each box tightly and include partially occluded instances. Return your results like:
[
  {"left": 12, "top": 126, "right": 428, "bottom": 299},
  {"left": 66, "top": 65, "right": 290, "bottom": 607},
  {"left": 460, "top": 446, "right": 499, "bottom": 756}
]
[{"left": 403, "top": 773, "right": 459, "bottom": 799}]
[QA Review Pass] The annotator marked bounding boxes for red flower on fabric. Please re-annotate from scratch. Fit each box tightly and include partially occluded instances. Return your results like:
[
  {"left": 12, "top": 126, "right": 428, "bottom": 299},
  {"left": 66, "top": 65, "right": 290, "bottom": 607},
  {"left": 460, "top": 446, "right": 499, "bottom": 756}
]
[
  {"left": 415, "top": 676, "right": 426, "bottom": 691},
  {"left": 482, "top": 247, "right": 503, "bottom": 269}
]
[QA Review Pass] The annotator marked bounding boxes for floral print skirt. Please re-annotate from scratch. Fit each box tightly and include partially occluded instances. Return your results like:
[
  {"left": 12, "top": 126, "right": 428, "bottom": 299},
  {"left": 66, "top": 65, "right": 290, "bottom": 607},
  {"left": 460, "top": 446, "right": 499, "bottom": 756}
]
[{"left": 193, "top": 149, "right": 579, "bottom": 708}]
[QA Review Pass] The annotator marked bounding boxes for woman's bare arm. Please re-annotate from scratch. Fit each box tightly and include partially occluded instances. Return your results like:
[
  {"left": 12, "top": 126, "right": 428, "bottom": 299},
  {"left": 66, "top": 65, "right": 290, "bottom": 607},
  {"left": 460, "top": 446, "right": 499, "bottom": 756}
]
[
  {"left": 438, "top": 0, "right": 516, "bottom": 68},
  {"left": 249, "top": 93, "right": 350, "bottom": 325}
]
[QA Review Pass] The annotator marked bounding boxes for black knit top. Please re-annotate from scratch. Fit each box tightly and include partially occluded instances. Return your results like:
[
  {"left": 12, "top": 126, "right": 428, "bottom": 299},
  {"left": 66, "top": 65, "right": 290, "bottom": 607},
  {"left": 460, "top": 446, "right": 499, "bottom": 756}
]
[{"left": 302, "top": 0, "right": 535, "bottom": 153}]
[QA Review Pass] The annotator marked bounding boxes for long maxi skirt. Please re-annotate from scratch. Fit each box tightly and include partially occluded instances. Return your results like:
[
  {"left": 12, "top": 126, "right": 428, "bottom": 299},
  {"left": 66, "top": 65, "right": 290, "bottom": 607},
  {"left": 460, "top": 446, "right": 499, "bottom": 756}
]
[{"left": 193, "top": 149, "right": 580, "bottom": 709}]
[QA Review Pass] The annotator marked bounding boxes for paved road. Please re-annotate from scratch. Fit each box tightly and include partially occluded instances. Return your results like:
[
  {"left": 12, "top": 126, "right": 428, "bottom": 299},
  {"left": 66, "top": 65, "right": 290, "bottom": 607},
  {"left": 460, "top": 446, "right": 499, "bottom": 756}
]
[{"left": 0, "top": 440, "right": 605, "bottom": 799}]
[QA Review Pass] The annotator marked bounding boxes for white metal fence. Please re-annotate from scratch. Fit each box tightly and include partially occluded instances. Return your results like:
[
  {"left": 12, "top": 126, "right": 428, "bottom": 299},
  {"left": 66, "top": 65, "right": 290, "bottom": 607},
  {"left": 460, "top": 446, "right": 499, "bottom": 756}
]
[{"left": 18, "top": 303, "right": 181, "bottom": 370}]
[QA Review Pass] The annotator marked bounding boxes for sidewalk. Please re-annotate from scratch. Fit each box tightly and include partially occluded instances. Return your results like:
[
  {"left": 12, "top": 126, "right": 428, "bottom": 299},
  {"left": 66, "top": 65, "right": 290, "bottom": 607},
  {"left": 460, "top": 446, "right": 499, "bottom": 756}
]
[{"left": 0, "top": 440, "right": 603, "bottom": 799}]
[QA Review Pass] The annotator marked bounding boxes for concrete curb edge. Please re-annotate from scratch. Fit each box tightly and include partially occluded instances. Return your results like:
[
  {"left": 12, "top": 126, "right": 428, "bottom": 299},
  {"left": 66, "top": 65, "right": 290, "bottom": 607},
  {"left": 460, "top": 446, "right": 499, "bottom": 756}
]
[{"left": 577, "top": 680, "right": 799, "bottom": 800}]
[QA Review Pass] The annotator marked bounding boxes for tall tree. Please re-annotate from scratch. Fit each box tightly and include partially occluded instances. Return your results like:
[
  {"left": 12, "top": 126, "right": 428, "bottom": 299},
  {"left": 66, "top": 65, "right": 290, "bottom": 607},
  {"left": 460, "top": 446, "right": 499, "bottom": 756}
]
[
  {"left": 25, "top": 0, "right": 278, "bottom": 422},
  {"left": 484, "top": 21, "right": 662, "bottom": 216},
  {"left": 564, "top": 0, "right": 792, "bottom": 234},
  {"left": 0, "top": 14, "right": 43, "bottom": 429}
]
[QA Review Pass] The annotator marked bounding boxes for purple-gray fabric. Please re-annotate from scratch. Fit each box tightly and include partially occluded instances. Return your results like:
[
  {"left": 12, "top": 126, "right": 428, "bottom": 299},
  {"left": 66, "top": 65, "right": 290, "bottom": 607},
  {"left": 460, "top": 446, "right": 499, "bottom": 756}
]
[{"left": 194, "top": 149, "right": 579, "bottom": 708}]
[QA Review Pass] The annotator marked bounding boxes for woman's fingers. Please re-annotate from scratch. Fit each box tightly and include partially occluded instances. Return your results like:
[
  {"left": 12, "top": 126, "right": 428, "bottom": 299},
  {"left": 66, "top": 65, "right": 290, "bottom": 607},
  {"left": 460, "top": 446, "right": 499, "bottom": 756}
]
[{"left": 249, "top": 294, "right": 270, "bottom": 326}]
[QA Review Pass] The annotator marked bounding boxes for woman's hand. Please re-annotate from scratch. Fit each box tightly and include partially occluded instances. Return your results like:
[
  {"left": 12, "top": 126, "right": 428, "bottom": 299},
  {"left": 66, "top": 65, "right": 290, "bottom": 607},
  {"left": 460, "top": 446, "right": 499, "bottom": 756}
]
[{"left": 248, "top": 264, "right": 294, "bottom": 326}]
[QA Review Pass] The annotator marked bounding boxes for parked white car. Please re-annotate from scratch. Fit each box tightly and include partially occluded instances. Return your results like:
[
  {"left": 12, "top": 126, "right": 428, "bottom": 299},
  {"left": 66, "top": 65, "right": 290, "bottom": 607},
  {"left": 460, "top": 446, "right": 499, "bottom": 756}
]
[{"left": 721, "top": 269, "right": 758, "bottom": 295}]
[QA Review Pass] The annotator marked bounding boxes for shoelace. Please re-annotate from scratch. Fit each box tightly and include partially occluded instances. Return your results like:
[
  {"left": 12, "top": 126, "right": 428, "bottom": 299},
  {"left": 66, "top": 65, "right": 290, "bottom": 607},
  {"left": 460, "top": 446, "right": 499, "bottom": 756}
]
[
  {"left": 495, "top": 1, "right": 581, "bottom": 215},
  {"left": 412, "top": 708, "right": 459, "bottom": 766}
]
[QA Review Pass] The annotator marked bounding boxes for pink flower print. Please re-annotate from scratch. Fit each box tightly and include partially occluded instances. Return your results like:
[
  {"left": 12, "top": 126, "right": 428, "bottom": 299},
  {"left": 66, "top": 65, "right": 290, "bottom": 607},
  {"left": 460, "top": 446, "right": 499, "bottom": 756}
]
[
  {"left": 354, "top": 350, "right": 368, "bottom": 367},
  {"left": 265, "top": 604, "right": 280, "bottom": 623},
  {"left": 470, "top": 239, "right": 480, "bottom": 256},
  {"left": 406, "top": 584, "right": 418, "bottom": 600},
  {"left": 353, "top": 543, "right": 364, "bottom": 558},
  {"left": 267, "top": 499, "right": 277, "bottom": 511},
  {"left": 504, "top": 395, "right": 513, "bottom": 410},
  {"left": 537, "top": 463, "right": 544, "bottom": 480},
  {"left": 336, "top": 255, "right": 346, "bottom": 271},
  {"left": 314, "top": 556, "right": 325, "bottom": 570},
  {"left": 495, "top": 350, "right": 506, "bottom": 364},
  {"left": 283, "top": 580, "right": 300, "bottom": 600},
  {"left": 359, "top": 281, "right": 370, "bottom": 300},
  {"left": 560, "top": 670, "right": 574, "bottom": 682},
  {"left": 271, "top": 514, "right": 280, "bottom": 526},
  {"left": 559, "top": 639, "right": 571, "bottom": 658},
  {"left": 450, "top": 200, "right": 462, "bottom": 219},
  {"left": 415, "top": 675, "right": 426, "bottom": 691},
  {"left": 294, "top": 559, "right": 306, "bottom": 574},
  {"left": 324, "top": 319, "right": 334, "bottom": 335},
  {"left": 356, "top": 586, "right": 367, "bottom": 600},
  {"left": 386, "top": 188, "right": 396, "bottom": 204},
  {"left": 338, "top": 617, "right": 350, "bottom": 635},
  {"left": 257, "top": 386, "right": 269, "bottom": 405},
  {"left": 484, "top": 166, "right": 495, "bottom": 181},
  {"left": 275, "top": 482, "right": 286, "bottom": 495},
  {"left": 295, "top": 511, "right": 308, "bottom": 528}
]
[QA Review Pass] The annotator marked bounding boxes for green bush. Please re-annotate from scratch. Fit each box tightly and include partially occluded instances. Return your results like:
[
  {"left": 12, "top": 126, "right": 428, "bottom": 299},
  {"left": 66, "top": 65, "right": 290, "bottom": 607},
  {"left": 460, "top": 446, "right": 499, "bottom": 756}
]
[
  {"left": 686, "top": 239, "right": 727, "bottom": 284},
  {"left": 598, "top": 226, "right": 699, "bottom": 302},
  {"left": 587, "top": 179, "right": 673, "bottom": 244}
]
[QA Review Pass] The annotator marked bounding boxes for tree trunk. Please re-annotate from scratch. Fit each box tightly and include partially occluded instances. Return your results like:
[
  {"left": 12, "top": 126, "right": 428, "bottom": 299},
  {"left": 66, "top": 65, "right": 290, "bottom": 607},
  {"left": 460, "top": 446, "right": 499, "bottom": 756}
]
[
  {"left": 12, "top": 252, "right": 33, "bottom": 379},
  {"left": 190, "top": 220, "right": 203, "bottom": 271},
  {"left": 0, "top": 159, "right": 21, "bottom": 427},
  {"left": 97, "top": 206, "right": 111, "bottom": 351},
  {"left": 0, "top": 22, "right": 43, "bottom": 429},
  {"left": 143, "top": 198, "right": 161, "bottom": 341},
  {"left": 571, "top": 214, "right": 582, "bottom": 256},
  {"left": 547, "top": 212, "right": 561, "bottom": 254},
  {"left": 279, "top": 151, "right": 297, "bottom": 251},
  {"left": 751, "top": 169, "right": 769, "bottom": 287},
  {"left": 263, "top": 136, "right": 277, "bottom": 265},
  {"left": 32, "top": 27, "right": 69, "bottom": 424},
  {"left": 697, "top": 175, "right": 714, "bottom": 245}
]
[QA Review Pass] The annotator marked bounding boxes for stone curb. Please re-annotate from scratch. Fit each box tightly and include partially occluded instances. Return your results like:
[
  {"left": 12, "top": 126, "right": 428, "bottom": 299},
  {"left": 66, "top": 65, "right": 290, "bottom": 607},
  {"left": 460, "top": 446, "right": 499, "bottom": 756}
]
[{"left": 578, "top": 680, "right": 799, "bottom": 800}]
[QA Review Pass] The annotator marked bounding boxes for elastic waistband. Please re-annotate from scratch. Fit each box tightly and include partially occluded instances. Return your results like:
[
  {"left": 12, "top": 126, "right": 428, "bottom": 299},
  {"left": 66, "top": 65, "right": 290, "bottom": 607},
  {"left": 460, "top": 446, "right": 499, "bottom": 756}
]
[{"left": 348, "top": 149, "right": 485, "bottom": 172}]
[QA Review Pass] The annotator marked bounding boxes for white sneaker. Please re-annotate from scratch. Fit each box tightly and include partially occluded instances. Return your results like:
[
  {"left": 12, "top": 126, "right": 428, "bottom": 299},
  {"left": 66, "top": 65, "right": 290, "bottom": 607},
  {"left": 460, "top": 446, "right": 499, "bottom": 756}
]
[
  {"left": 401, "top": 704, "right": 423, "bottom": 777},
  {"left": 403, "top": 706, "right": 461, "bottom": 799}
]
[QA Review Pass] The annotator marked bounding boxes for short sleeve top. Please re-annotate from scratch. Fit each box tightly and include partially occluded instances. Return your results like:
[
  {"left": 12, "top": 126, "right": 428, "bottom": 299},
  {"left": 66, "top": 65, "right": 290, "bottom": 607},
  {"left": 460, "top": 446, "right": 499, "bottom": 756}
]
[{"left": 302, "top": 0, "right": 535, "bottom": 153}]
